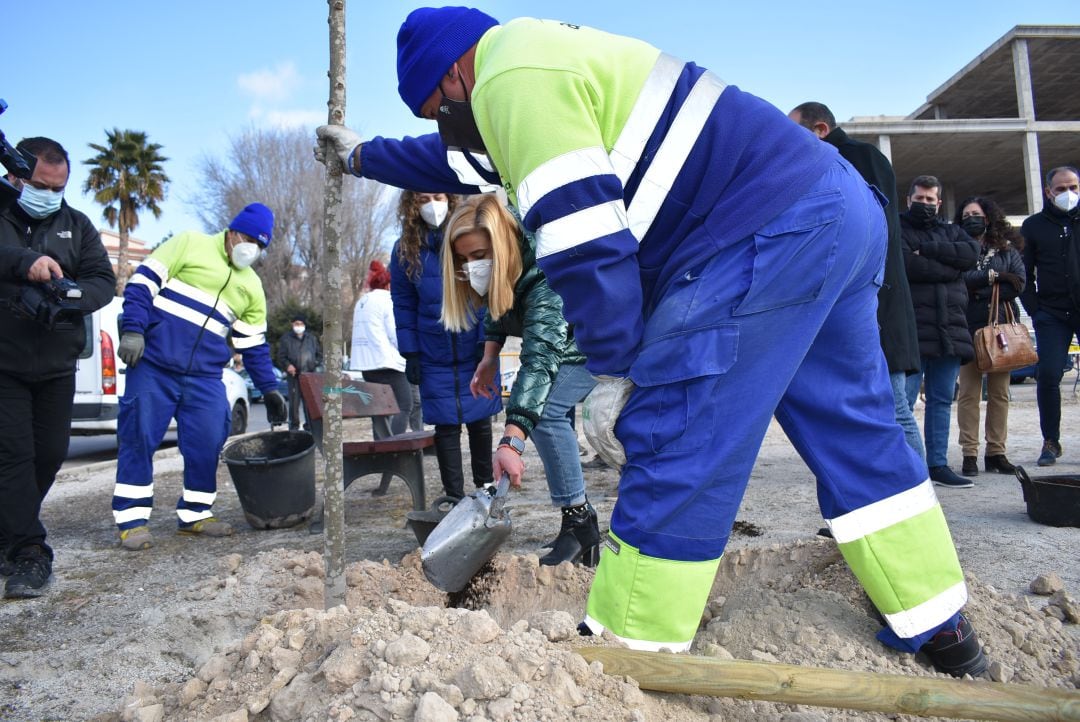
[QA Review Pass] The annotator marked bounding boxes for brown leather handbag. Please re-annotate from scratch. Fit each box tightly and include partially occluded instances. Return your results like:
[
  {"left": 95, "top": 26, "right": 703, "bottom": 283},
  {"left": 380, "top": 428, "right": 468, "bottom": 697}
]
[{"left": 973, "top": 282, "right": 1038, "bottom": 373}]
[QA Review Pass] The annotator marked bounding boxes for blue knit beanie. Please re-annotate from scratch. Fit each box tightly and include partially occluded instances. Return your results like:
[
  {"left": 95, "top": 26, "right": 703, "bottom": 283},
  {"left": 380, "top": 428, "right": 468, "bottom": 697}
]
[
  {"left": 229, "top": 203, "right": 274, "bottom": 247},
  {"left": 397, "top": 6, "right": 498, "bottom": 117}
]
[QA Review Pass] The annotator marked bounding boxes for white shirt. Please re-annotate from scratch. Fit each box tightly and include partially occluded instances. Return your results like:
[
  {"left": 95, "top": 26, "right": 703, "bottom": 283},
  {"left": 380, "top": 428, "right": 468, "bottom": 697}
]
[{"left": 349, "top": 288, "right": 406, "bottom": 372}]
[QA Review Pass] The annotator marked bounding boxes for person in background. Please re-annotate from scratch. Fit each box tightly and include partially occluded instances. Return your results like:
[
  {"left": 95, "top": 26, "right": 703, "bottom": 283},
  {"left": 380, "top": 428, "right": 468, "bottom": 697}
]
[
  {"left": 277, "top": 313, "right": 323, "bottom": 431},
  {"left": 442, "top": 194, "right": 600, "bottom": 566},
  {"left": 0, "top": 136, "right": 115, "bottom": 597},
  {"left": 390, "top": 190, "right": 499, "bottom": 499},
  {"left": 231, "top": 352, "right": 244, "bottom": 372},
  {"left": 954, "top": 197, "right": 1025, "bottom": 477},
  {"left": 315, "top": 6, "right": 989, "bottom": 675},
  {"left": 1019, "top": 166, "right": 1080, "bottom": 467},
  {"left": 789, "top": 102, "right": 923, "bottom": 459},
  {"left": 112, "top": 203, "right": 287, "bottom": 551},
  {"left": 350, "top": 260, "right": 412, "bottom": 439},
  {"left": 901, "top": 175, "right": 980, "bottom": 488}
]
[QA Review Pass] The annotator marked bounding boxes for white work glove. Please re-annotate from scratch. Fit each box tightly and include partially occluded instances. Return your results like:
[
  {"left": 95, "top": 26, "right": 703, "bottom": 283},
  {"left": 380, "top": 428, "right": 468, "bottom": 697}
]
[
  {"left": 582, "top": 375, "right": 635, "bottom": 472},
  {"left": 314, "top": 125, "right": 362, "bottom": 170}
]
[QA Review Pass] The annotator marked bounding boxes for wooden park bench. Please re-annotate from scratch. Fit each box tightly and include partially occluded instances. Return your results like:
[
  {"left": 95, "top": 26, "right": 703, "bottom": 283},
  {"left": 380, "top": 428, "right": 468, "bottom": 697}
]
[{"left": 298, "top": 372, "right": 435, "bottom": 533}]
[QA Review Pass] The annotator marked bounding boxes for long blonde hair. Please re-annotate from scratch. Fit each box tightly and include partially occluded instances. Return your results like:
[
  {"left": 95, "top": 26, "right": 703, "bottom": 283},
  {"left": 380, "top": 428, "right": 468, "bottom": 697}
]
[{"left": 440, "top": 194, "right": 523, "bottom": 332}]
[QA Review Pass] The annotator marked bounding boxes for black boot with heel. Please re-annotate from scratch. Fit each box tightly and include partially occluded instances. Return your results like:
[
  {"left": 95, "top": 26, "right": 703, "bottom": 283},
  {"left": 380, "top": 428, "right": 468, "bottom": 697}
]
[{"left": 539, "top": 502, "right": 600, "bottom": 567}]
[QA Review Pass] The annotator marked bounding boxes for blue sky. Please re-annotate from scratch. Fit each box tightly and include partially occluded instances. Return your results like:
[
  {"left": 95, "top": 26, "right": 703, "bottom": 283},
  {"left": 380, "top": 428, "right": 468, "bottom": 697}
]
[{"left": 4, "top": 1, "right": 1077, "bottom": 247}]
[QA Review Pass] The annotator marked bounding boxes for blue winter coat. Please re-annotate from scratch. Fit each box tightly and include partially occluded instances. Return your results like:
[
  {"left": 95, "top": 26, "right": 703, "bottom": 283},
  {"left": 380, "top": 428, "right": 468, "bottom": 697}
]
[{"left": 390, "top": 229, "right": 502, "bottom": 425}]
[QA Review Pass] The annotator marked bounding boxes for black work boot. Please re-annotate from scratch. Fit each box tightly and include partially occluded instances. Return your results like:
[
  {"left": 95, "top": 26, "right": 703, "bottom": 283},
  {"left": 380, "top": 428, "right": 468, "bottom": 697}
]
[
  {"left": 433, "top": 425, "right": 465, "bottom": 499},
  {"left": 540, "top": 502, "right": 601, "bottom": 567},
  {"left": 984, "top": 454, "right": 1015, "bottom": 474},
  {"left": 4, "top": 546, "right": 52, "bottom": 599},
  {"left": 961, "top": 456, "right": 979, "bottom": 476},
  {"left": 919, "top": 614, "right": 988, "bottom": 678}
]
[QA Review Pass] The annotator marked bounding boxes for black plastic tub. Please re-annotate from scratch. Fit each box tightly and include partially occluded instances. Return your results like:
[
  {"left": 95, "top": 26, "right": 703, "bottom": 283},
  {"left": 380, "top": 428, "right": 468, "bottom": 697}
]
[
  {"left": 1015, "top": 466, "right": 1080, "bottom": 528},
  {"left": 222, "top": 430, "right": 316, "bottom": 529}
]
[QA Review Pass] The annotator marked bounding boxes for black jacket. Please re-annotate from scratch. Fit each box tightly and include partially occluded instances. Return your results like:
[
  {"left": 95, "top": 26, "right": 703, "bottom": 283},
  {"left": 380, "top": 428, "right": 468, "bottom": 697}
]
[
  {"left": 825, "top": 128, "right": 920, "bottom": 374},
  {"left": 961, "top": 245, "right": 1025, "bottom": 331},
  {"left": 901, "top": 213, "right": 980, "bottom": 362},
  {"left": 1020, "top": 202, "right": 1080, "bottom": 318},
  {"left": 0, "top": 201, "right": 115, "bottom": 380},
  {"left": 276, "top": 330, "right": 323, "bottom": 373}
]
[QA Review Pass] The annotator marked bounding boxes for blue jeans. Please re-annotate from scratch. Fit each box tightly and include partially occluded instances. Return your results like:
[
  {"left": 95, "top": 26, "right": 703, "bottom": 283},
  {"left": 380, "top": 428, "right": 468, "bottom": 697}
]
[
  {"left": 891, "top": 371, "right": 925, "bottom": 460},
  {"left": 905, "top": 356, "right": 962, "bottom": 468},
  {"left": 528, "top": 362, "right": 596, "bottom": 507},
  {"left": 1032, "top": 309, "right": 1080, "bottom": 442}
]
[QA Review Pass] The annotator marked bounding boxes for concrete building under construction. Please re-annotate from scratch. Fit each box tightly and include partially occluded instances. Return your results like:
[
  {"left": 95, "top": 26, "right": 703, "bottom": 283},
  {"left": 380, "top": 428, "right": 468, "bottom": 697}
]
[{"left": 844, "top": 25, "right": 1080, "bottom": 219}]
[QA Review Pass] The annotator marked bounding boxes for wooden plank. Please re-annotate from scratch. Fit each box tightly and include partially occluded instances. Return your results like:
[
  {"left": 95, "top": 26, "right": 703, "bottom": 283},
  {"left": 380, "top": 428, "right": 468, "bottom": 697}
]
[{"left": 578, "top": 647, "right": 1080, "bottom": 722}]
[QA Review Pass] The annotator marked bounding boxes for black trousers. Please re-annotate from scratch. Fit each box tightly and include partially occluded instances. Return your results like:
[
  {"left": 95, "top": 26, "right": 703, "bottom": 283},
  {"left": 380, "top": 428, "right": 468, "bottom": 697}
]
[
  {"left": 433, "top": 417, "right": 493, "bottom": 498},
  {"left": 0, "top": 372, "right": 75, "bottom": 562},
  {"left": 286, "top": 375, "right": 309, "bottom": 430},
  {"left": 361, "top": 368, "right": 413, "bottom": 440}
]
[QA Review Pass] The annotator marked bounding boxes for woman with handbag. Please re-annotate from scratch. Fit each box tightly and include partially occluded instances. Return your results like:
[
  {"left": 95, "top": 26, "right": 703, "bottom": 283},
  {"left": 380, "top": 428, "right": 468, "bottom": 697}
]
[{"left": 954, "top": 197, "right": 1026, "bottom": 476}]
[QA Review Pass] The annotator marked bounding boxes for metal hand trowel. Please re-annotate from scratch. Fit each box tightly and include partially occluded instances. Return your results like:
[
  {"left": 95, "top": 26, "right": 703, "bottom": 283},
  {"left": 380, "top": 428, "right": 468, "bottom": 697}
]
[{"left": 421, "top": 473, "right": 512, "bottom": 592}]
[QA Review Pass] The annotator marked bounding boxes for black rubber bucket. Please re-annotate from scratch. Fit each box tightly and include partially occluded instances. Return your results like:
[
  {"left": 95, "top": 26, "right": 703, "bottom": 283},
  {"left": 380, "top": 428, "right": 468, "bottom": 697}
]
[
  {"left": 222, "top": 430, "right": 316, "bottom": 529},
  {"left": 1015, "top": 466, "right": 1080, "bottom": 527}
]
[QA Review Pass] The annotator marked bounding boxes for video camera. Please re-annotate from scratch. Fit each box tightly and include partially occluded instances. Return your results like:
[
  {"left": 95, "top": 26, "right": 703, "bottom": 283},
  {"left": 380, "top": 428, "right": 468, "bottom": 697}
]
[
  {"left": 0, "top": 99, "right": 37, "bottom": 211},
  {"left": 10, "top": 276, "right": 84, "bottom": 331}
]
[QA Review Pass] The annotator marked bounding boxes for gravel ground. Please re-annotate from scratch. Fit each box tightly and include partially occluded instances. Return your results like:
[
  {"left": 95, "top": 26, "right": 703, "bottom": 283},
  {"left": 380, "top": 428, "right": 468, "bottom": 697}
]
[{"left": 0, "top": 378, "right": 1076, "bottom": 721}]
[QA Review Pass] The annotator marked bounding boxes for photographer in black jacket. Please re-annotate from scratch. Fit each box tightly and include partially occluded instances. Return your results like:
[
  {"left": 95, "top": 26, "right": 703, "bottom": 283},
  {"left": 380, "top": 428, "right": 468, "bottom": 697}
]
[{"left": 0, "top": 137, "right": 115, "bottom": 599}]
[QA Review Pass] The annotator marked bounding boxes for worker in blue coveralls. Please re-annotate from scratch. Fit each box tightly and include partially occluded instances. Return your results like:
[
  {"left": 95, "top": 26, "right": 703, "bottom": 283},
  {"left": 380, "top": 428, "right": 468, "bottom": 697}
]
[
  {"left": 315, "top": 7, "right": 989, "bottom": 677},
  {"left": 111, "top": 203, "right": 287, "bottom": 551}
]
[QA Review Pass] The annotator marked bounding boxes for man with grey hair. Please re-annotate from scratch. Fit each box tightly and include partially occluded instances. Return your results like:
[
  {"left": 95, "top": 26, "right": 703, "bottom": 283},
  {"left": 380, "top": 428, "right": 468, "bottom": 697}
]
[{"left": 1020, "top": 165, "right": 1080, "bottom": 466}]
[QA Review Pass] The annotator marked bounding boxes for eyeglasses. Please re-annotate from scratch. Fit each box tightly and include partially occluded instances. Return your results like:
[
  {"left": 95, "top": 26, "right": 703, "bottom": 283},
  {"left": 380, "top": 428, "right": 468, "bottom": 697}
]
[{"left": 961, "top": 212, "right": 986, "bottom": 219}]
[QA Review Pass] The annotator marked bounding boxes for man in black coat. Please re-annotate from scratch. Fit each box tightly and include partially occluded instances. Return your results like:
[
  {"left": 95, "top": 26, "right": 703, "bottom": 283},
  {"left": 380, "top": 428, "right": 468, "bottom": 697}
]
[
  {"left": 789, "top": 103, "right": 923, "bottom": 458},
  {"left": 0, "top": 136, "right": 116, "bottom": 598},
  {"left": 899, "top": 175, "right": 980, "bottom": 489},
  {"left": 276, "top": 313, "right": 323, "bottom": 430},
  {"left": 1019, "top": 165, "right": 1080, "bottom": 466}
]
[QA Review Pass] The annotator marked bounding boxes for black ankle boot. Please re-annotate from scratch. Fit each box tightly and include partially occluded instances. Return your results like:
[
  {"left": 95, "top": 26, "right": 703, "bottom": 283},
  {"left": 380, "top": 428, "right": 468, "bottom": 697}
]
[{"left": 539, "top": 502, "right": 600, "bottom": 567}]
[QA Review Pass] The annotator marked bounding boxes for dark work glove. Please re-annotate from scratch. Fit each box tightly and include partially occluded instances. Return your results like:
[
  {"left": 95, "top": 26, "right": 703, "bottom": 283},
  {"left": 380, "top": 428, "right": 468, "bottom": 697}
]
[
  {"left": 264, "top": 390, "right": 287, "bottom": 426},
  {"left": 405, "top": 354, "right": 421, "bottom": 386},
  {"left": 997, "top": 272, "right": 1024, "bottom": 293},
  {"left": 117, "top": 332, "right": 145, "bottom": 367}
]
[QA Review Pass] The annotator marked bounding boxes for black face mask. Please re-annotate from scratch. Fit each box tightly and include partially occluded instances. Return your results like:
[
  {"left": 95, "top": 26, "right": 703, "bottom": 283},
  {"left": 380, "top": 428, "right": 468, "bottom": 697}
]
[
  {"left": 960, "top": 216, "right": 987, "bottom": 238},
  {"left": 908, "top": 201, "right": 938, "bottom": 225},
  {"left": 437, "top": 95, "right": 486, "bottom": 152}
]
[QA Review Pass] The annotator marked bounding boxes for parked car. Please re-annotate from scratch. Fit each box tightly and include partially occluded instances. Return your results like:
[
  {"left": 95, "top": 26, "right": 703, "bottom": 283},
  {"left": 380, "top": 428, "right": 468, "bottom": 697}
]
[
  {"left": 239, "top": 365, "right": 290, "bottom": 403},
  {"left": 72, "top": 297, "right": 251, "bottom": 436}
]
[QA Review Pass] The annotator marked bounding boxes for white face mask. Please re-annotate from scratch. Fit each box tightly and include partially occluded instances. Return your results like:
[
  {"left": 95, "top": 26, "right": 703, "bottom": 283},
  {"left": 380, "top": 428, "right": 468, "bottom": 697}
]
[
  {"left": 419, "top": 200, "right": 448, "bottom": 228},
  {"left": 1053, "top": 190, "right": 1079, "bottom": 213},
  {"left": 462, "top": 259, "right": 492, "bottom": 296},
  {"left": 293, "top": 324, "right": 305, "bottom": 336},
  {"left": 230, "top": 241, "right": 261, "bottom": 269}
]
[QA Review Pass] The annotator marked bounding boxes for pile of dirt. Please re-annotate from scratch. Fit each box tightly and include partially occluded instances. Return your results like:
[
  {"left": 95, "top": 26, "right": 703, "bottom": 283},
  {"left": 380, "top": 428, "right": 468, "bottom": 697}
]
[{"left": 108, "top": 544, "right": 1078, "bottom": 722}]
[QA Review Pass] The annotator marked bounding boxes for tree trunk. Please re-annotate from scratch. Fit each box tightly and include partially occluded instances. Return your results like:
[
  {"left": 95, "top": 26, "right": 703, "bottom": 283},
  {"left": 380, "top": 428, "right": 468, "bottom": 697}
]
[
  {"left": 321, "top": 0, "right": 348, "bottom": 609},
  {"left": 116, "top": 227, "right": 130, "bottom": 295}
]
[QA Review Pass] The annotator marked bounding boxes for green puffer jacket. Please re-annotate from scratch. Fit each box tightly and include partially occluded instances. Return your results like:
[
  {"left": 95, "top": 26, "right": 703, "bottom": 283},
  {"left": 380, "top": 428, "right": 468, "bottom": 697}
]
[{"left": 484, "top": 231, "right": 585, "bottom": 437}]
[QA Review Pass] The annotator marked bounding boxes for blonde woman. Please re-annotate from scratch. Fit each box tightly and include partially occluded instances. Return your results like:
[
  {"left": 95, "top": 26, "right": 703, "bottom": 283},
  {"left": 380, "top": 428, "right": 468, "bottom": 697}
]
[{"left": 441, "top": 194, "right": 599, "bottom": 567}]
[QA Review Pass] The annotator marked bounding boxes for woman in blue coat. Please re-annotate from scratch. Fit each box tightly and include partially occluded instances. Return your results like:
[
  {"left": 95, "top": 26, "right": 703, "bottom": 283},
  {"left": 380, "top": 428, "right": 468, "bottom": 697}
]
[{"left": 390, "top": 191, "right": 501, "bottom": 499}]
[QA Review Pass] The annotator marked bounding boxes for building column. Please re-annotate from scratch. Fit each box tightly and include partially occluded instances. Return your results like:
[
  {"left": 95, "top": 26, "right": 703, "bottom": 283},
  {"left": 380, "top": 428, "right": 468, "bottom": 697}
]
[
  {"left": 1013, "top": 38, "right": 1042, "bottom": 216},
  {"left": 877, "top": 135, "right": 893, "bottom": 164}
]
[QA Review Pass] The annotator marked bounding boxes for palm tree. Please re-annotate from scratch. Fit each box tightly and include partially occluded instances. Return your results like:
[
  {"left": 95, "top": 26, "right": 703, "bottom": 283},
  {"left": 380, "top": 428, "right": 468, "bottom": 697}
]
[{"left": 83, "top": 129, "right": 169, "bottom": 294}]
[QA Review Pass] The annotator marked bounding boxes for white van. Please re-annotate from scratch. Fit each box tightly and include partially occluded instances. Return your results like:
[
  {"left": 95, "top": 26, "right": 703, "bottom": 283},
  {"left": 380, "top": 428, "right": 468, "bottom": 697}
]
[{"left": 72, "top": 297, "right": 250, "bottom": 436}]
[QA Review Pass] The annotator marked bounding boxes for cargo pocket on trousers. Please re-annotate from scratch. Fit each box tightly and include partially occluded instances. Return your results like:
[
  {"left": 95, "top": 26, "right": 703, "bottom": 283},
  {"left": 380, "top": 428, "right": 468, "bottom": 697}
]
[
  {"left": 733, "top": 189, "right": 841, "bottom": 316},
  {"left": 628, "top": 324, "right": 738, "bottom": 454}
]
